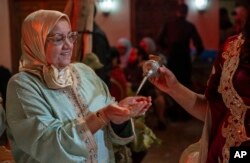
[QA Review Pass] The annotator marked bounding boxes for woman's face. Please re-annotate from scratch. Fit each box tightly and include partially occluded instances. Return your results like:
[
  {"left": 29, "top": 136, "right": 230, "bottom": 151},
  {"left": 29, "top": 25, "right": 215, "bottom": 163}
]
[{"left": 45, "top": 19, "right": 76, "bottom": 69}]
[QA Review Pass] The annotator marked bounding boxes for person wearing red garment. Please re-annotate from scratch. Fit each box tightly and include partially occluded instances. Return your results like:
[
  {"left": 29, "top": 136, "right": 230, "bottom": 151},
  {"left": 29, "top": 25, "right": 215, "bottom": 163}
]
[
  {"left": 109, "top": 47, "right": 128, "bottom": 101},
  {"left": 150, "top": 5, "right": 250, "bottom": 163}
]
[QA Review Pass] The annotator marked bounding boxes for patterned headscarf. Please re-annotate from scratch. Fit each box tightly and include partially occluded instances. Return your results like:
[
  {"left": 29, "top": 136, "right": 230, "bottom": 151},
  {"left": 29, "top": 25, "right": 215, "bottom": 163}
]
[{"left": 19, "top": 10, "right": 73, "bottom": 89}]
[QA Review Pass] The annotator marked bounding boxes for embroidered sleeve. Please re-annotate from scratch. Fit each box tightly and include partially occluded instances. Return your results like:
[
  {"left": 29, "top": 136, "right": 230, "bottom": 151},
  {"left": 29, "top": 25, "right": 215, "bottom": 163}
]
[
  {"left": 108, "top": 119, "right": 135, "bottom": 145},
  {"left": 74, "top": 63, "right": 135, "bottom": 145}
]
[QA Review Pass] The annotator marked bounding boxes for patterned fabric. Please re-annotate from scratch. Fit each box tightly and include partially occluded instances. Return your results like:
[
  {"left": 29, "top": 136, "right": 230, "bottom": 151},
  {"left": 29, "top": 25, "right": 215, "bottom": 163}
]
[
  {"left": 6, "top": 63, "right": 134, "bottom": 163},
  {"left": 205, "top": 34, "right": 250, "bottom": 162}
]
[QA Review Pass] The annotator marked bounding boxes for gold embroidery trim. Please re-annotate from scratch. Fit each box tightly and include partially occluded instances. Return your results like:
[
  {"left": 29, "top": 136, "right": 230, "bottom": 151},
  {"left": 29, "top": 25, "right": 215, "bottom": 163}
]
[
  {"left": 59, "top": 65, "right": 98, "bottom": 162},
  {"left": 218, "top": 34, "right": 250, "bottom": 163}
]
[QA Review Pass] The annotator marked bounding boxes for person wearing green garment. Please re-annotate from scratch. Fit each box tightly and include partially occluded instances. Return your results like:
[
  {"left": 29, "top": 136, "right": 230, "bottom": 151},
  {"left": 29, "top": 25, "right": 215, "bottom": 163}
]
[{"left": 6, "top": 10, "right": 152, "bottom": 163}]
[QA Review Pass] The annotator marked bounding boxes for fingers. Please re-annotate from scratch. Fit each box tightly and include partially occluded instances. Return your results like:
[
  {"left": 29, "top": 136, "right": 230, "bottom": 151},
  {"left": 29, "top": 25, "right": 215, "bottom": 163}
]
[
  {"left": 112, "top": 96, "right": 152, "bottom": 120},
  {"left": 118, "top": 96, "right": 150, "bottom": 107},
  {"left": 127, "top": 98, "right": 152, "bottom": 117},
  {"left": 131, "top": 96, "right": 151, "bottom": 103},
  {"left": 157, "top": 66, "right": 170, "bottom": 76},
  {"left": 137, "top": 106, "right": 150, "bottom": 115},
  {"left": 105, "top": 104, "right": 130, "bottom": 116},
  {"left": 103, "top": 104, "right": 131, "bottom": 124},
  {"left": 149, "top": 66, "right": 176, "bottom": 87},
  {"left": 135, "top": 103, "right": 152, "bottom": 116}
]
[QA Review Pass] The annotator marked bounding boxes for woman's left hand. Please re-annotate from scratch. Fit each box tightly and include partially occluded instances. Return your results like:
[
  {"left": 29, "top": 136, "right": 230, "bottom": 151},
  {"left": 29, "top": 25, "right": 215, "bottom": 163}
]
[{"left": 118, "top": 96, "right": 152, "bottom": 117}]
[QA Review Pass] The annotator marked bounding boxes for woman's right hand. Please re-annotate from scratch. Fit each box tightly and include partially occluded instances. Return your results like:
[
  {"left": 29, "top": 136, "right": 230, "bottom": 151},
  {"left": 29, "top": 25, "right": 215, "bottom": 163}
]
[
  {"left": 102, "top": 104, "right": 131, "bottom": 124},
  {"left": 149, "top": 66, "right": 179, "bottom": 94},
  {"left": 102, "top": 96, "right": 151, "bottom": 125}
]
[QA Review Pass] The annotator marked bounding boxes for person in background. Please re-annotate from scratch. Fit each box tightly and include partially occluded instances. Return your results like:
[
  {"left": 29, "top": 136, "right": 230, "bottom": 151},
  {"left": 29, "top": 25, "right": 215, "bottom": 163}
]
[
  {"left": 219, "top": 7, "right": 234, "bottom": 46},
  {"left": 64, "top": 1, "right": 112, "bottom": 88},
  {"left": 109, "top": 47, "right": 133, "bottom": 163},
  {"left": 150, "top": 4, "right": 250, "bottom": 162},
  {"left": 110, "top": 47, "right": 128, "bottom": 102},
  {"left": 123, "top": 46, "right": 161, "bottom": 162},
  {"left": 157, "top": 3, "right": 204, "bottom": 121},
  {"left": 6, "top": 10, "right": 152, "bottom": 163},
  {"left": 231, "top": 3, "right": 248, "bottom": 35},
  {"left": 139, "top": 37, "right": 168, "bottom": 130},
  {"left": 116, "top": 38, "right": 133, "bottom": 69},
  {"left": 91, "top": 5, "right": 112, "bottom": 88},
  {"left": 139, "top": 37, "right": 167, "bottom": 66},
  {"left": 124, "top": 46, "right": 147, "bottom": 94},
  {"left": 139, "top": 37, "right": 156, "bottom": 54}
]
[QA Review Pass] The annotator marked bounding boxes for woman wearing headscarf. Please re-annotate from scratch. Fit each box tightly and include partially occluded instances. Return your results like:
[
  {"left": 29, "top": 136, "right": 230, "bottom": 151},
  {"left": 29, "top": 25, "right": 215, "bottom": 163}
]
[
  {"left": 116, "top": 38, "right": 133, "bottom": 69},
  {"left": 6, "top": 10, "right": 151, "bottom": 163}
]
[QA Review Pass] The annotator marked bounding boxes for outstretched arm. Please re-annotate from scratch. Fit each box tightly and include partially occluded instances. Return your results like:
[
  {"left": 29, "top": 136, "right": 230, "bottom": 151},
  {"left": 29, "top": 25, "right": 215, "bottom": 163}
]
[
  {"left": 168, "top": 82, "right": 207, "bottom": 121},
  {"left": 150, "top": 67, "right": 207, "bottom": 121}
]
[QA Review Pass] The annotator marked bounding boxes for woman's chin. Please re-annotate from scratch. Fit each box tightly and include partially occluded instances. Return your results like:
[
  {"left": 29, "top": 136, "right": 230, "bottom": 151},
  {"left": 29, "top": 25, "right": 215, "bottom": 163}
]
[{"left": 55, "top": 62, "right": 71, "bottom": 69}]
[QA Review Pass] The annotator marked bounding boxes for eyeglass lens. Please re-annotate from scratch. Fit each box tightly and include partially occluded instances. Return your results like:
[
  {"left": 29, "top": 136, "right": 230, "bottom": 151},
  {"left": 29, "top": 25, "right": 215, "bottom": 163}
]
[{"left": 47, "top": 32, "right": 78, "bottom": 45}]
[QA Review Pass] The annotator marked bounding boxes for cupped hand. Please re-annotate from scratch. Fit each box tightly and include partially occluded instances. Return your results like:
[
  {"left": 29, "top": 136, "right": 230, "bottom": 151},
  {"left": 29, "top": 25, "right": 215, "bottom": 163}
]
[
  {"left": 102, "top": 104, "right": 131, "bottom": 124},
  {"left": 119, "top": 96, "right": 152, "bottom": 117}
]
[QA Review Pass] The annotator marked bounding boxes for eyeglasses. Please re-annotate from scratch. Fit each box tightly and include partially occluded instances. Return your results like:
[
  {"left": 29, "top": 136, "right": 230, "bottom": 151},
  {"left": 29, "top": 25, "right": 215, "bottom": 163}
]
[{"left": 46, "top": 31, "right": 78, "bottom": 45}]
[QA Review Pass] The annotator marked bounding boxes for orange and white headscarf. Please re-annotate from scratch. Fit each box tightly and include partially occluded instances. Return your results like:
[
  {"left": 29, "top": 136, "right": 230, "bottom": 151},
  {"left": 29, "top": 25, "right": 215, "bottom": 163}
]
[{"left": 19, "top": 10, "right": 73, "bottom": 89}]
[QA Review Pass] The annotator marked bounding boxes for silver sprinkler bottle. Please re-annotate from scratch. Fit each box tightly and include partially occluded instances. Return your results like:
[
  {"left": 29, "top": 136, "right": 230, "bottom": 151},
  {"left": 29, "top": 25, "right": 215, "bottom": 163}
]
[{"left": 136, "top": 60, "right": 160, "bottom": 95}]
